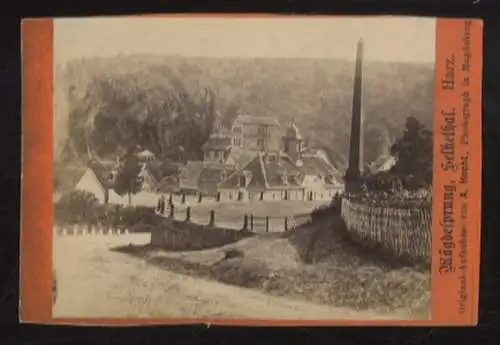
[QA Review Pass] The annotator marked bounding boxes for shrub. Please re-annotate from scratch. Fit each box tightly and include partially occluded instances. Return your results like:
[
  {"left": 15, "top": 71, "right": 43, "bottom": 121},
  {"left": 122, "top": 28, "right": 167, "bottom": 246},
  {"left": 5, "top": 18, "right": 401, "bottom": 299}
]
[
  {"left": 54, "top": 190, "right": 99, "bottom": 224},
  {"left": 310, "top": 193, "right": 343, "bottom": 222},
  {"left": 120, "top": 206, "right": 156, "bottom": 226}
]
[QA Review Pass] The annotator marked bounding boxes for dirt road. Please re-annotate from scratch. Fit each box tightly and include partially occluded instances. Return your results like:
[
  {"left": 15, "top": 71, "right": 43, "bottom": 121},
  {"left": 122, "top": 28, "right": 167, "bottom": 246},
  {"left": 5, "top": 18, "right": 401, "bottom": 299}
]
[{"left": 53, "top": 234, "right": 405, "bottom": 320}]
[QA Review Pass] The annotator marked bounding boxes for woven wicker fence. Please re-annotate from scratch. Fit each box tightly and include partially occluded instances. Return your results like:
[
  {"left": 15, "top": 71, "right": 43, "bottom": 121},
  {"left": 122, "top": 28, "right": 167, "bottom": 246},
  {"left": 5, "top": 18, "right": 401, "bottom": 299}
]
[{"left": 340, "top": 197, "right": 432, "bottom": 264}]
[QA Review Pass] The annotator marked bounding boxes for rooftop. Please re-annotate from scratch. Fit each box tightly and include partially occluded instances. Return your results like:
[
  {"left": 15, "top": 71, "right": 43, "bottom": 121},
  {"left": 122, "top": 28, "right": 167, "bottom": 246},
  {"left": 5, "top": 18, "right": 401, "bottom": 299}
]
[{"left": 233, "top": 114, "right": 280, "bottom": 127}]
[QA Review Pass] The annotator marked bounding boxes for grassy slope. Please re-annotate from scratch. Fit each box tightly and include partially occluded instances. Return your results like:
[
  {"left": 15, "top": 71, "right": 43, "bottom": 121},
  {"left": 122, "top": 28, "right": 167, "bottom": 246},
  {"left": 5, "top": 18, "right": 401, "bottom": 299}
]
[
  {"left": 116, "top": 215, "right": 430, "bottom": 319},
  {"left": 54, "top": 233, "right": 405, "bottom": 319}
]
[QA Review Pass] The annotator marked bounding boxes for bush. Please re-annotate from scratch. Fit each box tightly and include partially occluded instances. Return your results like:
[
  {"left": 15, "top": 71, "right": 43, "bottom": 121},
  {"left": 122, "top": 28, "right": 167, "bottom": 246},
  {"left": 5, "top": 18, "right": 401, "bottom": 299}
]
[
  {"left": 120, "top": 206, "right": 157, "bottom": 226},
  {"left": 54, "top": 190, "right": 159, "bottom": 229},
  {"left": 54, "top": 190, "right": 99, "bottom": 224},
  {"left": 310, "top": 192, "right": 342, "bottom": 221}
]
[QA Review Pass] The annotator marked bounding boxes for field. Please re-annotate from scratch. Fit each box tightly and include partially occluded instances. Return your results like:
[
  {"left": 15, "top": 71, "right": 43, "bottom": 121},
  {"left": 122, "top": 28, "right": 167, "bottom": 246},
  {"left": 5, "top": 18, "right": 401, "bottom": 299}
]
[{"left": 53, "top": 233, "right": 409, "bottom": 320}]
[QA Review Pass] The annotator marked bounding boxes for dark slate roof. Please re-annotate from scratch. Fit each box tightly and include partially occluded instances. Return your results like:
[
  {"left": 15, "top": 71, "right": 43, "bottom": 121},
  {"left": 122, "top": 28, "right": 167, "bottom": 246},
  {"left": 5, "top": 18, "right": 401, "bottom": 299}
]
[
  {"left": 226, "top": 149, "right": 258, "bottom": 169},
  {"left": 179, "top": 161, "right": 205, "bottom": 190},
  {"left": 199, "top": 165, "right": 236, "bottom": 184},
  {"left": 219, "top": 152, "right": 302, "bottom": 190},
  {"left": 300, "top": 156, "right": 343, "bottom": 185},
  {"left": 261, "top": 153, "right": 303, "bottom": 188},
  {"left": 218, "top": 154, "right": 267, "bottom": 190},
  {"left": 202, "top": 137, "right": 232, "bottom": 151},
  {"left": 233, "top": 114, "right": 280, "bottom": 127}
]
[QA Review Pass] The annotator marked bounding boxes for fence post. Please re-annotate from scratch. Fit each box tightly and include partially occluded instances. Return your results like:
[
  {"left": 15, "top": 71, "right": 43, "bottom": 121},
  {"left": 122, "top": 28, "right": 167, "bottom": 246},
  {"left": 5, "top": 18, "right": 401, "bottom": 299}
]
[
  {"left": 208, "top": 210, "right": 215, "bottom": 227},
  {"left": 242, "top": 214, "right": 248, "bottom": 231},
  {"left": 185, "top": 206, "right": 191, "bottom": 223},
  {"left": 250, "top": 214, "right": 254, "bottom": 231},
  {"left": 169, "top": 204, "right": 175, "bottom": 218},
  {"left": 265, "top": 216, "right": 269, "bottom": 233},
  {"left": 284, "top": 217, "right": 288, "bottom": 232},
  {"left": 161, "top": 196, "right": 166, "bottom": 215}
]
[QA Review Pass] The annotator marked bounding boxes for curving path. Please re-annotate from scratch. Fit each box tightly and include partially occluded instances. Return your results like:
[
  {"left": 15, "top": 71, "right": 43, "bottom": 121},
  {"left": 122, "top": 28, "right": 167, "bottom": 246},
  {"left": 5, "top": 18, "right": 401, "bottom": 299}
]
[{"left": 53, "top": 234, "right": 409, "bottom": 321}]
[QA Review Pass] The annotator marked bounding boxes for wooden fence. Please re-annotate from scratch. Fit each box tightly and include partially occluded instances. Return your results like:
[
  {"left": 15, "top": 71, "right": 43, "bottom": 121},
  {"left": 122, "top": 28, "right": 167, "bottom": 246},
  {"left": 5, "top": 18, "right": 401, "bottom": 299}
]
[
  {"left": 53, "top": 224, "right": 132, "bottom": 236},
  {"left": 155, "top": 204, "right": 311, "bottom": 233},
  {"left": 340, "top": 197, "right": 432, "bottom": 264}
]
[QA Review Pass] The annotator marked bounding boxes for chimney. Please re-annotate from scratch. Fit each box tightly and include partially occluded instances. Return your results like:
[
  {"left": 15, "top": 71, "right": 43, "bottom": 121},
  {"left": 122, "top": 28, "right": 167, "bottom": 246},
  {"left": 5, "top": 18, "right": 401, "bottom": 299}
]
[{"left": 345, "top": 39, "right": 365, "bottom": 192}]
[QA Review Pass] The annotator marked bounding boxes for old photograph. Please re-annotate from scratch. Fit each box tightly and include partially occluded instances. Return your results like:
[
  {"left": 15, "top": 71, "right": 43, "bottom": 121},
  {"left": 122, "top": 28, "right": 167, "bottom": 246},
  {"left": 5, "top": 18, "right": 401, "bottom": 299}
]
[{"left": 52, "top": 16, "right": 435, "bottom": 321}]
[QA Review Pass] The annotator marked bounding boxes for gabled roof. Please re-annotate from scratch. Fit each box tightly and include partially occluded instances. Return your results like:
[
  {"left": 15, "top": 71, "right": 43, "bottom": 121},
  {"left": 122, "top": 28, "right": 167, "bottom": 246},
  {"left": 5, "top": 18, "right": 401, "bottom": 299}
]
[
  {"left": 55, "top": 167, "right": 86, "bottom": 192},
  {"left": 202, "top": 137, "right": 232, "bottom": 151},
  {"left": 219, "top": 152, "right": 303, "bottom": 190},
  {"left": 233, "top": 114, "right": 280, "bottom": 127},
  {"left": 179, "top": 161, "right": 205, "bottom": 190},
  {"left": 87, "top": 162, "right": 116, "bottom": 189},
  {"left": 261, "top": 152, "right": 303, "bottom": 188},
  {"left": 180, "top": 161, "right": 236, "bottom": 189},
  {"left": 199, "top": 165, "right": 236, "bottom": 184},
  {"left": 218, "top": 154, "right": 267, "bottom": 190},
  {"left": 299, "top": 156, "right": 343, "bottom": 185}
]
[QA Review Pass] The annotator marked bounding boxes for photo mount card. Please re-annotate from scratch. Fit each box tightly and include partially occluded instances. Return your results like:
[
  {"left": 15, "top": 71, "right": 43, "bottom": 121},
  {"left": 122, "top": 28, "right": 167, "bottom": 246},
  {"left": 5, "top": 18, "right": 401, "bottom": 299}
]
[{"left": 20, "top": 15, "right": 482, "bottom": 326}]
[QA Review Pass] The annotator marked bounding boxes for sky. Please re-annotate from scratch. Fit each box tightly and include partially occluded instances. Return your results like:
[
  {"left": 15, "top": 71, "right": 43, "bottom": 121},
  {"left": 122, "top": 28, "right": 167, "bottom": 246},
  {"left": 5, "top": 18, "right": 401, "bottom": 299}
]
[{"left": 54, "top": 16, "right": 436, "bottom": 63}]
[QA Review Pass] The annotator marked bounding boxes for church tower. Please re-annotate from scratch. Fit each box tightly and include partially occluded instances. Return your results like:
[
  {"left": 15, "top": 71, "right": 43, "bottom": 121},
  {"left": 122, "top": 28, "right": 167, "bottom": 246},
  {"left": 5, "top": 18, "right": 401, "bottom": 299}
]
[
  {"left": 283, "top": 120, "right": 303, "bottom": 166},
  {"left": 345, "top": 39, "right": 365, "bottom": 192}
]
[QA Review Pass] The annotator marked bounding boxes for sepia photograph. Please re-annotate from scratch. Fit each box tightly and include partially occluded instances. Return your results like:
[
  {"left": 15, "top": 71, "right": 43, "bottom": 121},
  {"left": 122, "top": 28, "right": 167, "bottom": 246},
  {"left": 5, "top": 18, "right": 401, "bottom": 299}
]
[{"left": 51, "top": 16, "right": 435, "bottom": 321}]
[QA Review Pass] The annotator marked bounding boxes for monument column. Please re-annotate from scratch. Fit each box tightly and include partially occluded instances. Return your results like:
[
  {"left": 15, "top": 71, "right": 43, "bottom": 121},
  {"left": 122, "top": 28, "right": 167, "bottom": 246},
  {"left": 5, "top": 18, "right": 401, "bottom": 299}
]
[{"left": 345, "top": 39, "right": 365, "bottom": 193}]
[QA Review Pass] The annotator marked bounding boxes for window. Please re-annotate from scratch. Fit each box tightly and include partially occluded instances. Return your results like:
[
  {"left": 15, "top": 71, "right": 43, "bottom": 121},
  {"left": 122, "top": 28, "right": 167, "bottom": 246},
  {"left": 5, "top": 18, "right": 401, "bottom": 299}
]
[
  {"left": 257, "top": 138, "right": 263, "bottom": 147},
  {"left": 233, "top": 126, "right": 242, "bottom": 133},
  {"left": 239, "top": 175, "right": 246, "bottom": 188},
  {"left": 221, "top": 171, "right": 228, "bottom": 181}
]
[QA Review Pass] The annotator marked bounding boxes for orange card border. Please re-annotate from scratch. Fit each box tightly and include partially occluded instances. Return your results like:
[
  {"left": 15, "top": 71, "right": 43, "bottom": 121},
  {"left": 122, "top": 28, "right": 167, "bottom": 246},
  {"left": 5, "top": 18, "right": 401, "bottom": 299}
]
[{"left": 20, "top": 15, "right": 482, "bottom": 326}]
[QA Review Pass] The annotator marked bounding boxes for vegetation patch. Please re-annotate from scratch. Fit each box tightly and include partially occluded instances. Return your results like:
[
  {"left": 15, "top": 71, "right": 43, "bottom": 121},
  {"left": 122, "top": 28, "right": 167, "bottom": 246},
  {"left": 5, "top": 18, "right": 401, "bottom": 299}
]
[
  {"left": 54, "top": 189, "right": 159, "bottom": 232},
  {"left": 115, "top": 216, "right": 430, "bottom": 318},
  {"left": 150, "top": 218, "right": 254, "bottom": 251}
]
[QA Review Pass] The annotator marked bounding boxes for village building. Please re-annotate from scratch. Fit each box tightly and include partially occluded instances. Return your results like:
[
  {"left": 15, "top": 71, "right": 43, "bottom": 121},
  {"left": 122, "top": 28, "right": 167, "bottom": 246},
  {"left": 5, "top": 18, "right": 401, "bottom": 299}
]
[
  {"left": 216, "top": 121, "right": 344, "bottom": 201},
  {"left": 202, "top": 127, "right": 232, "bottom": 163},
  {"left": 74, "top": 162, "right": 124, "bottom": 204},
  {"left": 74, "top": 154, "right": 179, "bottom": 206},
  {"left": 178, "top": 114, "right": 344, "bottom": 201},
  {"left": 135, "top": 149, "right": 156, "bottom": 163},
  {"left": 230, "top": 113, "right": 281, "bottom": 152}
]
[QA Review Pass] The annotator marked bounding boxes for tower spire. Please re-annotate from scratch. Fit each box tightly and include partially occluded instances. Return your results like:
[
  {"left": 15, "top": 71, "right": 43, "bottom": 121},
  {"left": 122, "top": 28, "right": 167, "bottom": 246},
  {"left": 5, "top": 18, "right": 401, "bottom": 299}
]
[{"left": 345, "top": 38, "right": 365, "bottom": 192}]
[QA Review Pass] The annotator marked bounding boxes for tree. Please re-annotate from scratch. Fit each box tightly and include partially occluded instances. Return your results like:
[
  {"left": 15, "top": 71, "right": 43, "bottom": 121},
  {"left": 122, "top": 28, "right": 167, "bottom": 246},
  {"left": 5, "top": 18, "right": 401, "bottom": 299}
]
[
  {"left": 113, "top": 148, "right": 144, "bottom": 206},
  {"left": 390, "top": 116, "right": 433, "bottom": 189},
  {"left": 364, "top": 126, "right": 391, "bottom": 165},
  {"left": 55, "top": 190, "right": 98, "bottom": 223}
]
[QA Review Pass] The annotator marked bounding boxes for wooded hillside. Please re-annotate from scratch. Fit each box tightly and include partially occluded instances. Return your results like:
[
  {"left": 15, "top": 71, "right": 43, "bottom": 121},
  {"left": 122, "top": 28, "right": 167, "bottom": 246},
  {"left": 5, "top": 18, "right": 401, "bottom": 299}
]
[{"left": 54, "top": 55, "right": 434, "bottom": 172}]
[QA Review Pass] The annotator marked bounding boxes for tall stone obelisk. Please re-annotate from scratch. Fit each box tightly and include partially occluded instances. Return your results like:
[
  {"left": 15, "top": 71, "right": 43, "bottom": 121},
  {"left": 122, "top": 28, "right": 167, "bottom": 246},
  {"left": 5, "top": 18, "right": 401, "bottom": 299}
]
[{"left": 345, "top": 39, "right": 365, "bottom": 193}]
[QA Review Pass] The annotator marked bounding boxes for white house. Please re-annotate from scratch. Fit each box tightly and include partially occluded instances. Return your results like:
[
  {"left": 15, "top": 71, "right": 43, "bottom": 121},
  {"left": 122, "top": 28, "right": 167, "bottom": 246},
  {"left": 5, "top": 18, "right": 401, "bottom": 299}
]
[{"left": 74, "top": 164, "right": 127, "bottom": 205}]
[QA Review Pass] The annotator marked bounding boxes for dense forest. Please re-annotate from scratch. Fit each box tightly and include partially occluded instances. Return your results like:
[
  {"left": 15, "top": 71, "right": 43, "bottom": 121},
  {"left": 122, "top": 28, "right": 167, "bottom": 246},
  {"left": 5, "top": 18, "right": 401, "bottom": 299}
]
[{"left": 54, "top": 55, "right": 434, "bottom": 172}]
